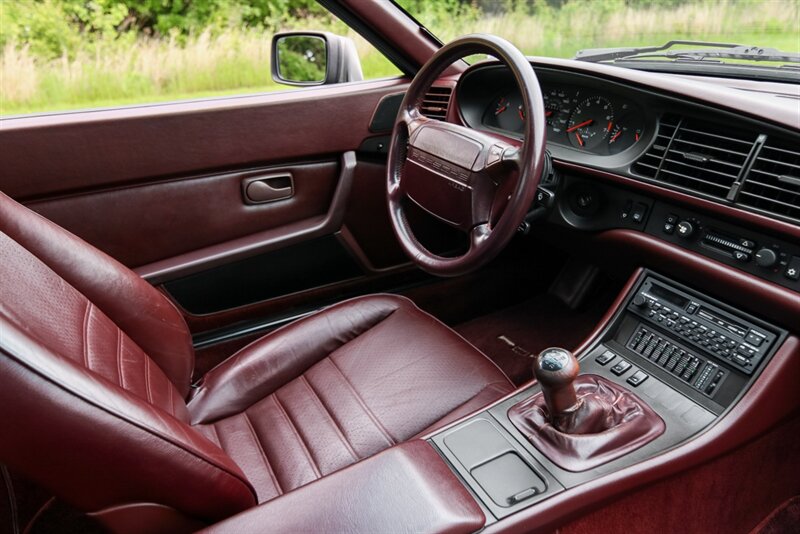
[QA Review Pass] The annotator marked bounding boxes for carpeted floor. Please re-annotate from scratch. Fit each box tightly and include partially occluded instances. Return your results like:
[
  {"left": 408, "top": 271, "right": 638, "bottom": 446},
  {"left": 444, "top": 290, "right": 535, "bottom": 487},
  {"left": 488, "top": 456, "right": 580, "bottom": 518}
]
[{"left": 455, "top": 290, "right": 617, "bottom": 385}]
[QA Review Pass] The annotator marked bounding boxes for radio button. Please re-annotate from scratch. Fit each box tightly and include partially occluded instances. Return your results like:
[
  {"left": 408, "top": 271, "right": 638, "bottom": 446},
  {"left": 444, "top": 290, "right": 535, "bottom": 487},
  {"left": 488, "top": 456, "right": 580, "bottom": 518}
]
[{"left": 745, "top": 331, "right": 765, "bottom": 347}]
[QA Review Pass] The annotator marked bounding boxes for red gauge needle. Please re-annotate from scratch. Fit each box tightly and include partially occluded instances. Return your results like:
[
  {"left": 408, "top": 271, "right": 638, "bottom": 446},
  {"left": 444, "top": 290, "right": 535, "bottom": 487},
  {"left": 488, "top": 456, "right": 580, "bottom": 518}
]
[
  {"left": 567, "top": 119, "right": 593, "bottom": 132},
  {"left": 494, "top": 105, "right": 508, "bottom": 115},
  {"left": 635, "top": 132, "right": 640, "bottom": 141},
  {"left": 518, "top": 108, "right": 525, "bottom": 120},
  {"left": 574, "top": 132, "right": 584, "bottom": 147},
  {"left": 607, "top": 121, "right": 614, "bottom": 132},
  {"left": 610, "top": 130, "right": 622, "bottom": 143},
  {"left": 545, "top": 110, "right": 554, "bottom": 117}
]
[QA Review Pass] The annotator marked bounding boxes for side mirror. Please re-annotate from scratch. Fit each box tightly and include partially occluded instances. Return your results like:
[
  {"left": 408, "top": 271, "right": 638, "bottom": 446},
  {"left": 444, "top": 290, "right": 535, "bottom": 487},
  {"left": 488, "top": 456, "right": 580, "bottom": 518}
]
[{"left": 271, "top": 31, "right": 363, "bottom": 86}]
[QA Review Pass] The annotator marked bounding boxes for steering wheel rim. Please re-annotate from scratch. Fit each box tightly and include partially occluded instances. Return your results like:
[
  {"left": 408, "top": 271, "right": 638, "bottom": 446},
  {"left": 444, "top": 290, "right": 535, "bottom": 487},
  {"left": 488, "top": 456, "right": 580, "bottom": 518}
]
[{"left": 386, "top": 34, "right": 547, "bottom": 277}]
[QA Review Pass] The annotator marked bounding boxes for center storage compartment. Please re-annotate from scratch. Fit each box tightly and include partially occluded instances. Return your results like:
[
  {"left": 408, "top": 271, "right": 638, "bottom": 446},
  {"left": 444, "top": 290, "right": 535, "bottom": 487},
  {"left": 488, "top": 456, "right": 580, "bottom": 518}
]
[{"left": 471, "top": 452, "right": 546, "bottom": 506}]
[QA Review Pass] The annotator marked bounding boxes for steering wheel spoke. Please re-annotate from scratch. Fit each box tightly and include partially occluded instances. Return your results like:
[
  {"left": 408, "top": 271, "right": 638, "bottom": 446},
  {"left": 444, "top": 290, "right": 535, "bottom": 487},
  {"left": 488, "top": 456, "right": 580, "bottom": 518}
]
[{"left": 469, "top": 223, "right": 493, "bottom": 251}]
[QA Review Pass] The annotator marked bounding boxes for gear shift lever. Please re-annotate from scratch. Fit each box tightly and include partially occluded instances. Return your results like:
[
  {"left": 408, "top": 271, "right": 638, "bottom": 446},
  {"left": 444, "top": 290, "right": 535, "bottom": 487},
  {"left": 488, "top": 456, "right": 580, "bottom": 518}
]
[
  {"left": 510, "top": 347, "right": 666, "bottom": 471},
  {"left": 532, "top": 347, "right": 581, "bottom": 432}
]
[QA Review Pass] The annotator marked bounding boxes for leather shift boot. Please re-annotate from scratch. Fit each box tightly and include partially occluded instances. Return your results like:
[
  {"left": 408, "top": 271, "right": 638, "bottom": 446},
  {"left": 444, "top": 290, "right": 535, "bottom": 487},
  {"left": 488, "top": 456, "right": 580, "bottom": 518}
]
[{"left": 508, "top": 374, "right": 665, "bottom": 471}]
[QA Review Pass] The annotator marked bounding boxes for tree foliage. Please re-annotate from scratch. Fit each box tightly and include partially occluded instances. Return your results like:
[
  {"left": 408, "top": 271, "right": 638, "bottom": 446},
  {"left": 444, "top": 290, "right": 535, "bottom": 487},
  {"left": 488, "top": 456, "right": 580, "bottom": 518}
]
[
  {"left": 0, "top": 0, "right": 783, "bottom": 59},
  {"left": 0, "top": 0, "right": 327, "bottom": 58}
]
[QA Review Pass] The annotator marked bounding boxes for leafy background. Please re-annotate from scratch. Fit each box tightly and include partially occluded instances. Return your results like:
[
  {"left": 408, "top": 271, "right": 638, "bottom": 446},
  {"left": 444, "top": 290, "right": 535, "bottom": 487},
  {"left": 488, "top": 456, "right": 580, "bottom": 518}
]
[{"left": 1, "top": 0, "right": 798, "bottom": 115}]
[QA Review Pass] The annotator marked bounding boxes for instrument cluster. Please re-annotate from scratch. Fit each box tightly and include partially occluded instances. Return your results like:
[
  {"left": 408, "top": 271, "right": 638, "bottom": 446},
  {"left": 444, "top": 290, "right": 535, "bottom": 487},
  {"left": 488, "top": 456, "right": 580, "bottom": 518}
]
[{"left": 481, "top": 84, "right": 646, "bottom": 156}]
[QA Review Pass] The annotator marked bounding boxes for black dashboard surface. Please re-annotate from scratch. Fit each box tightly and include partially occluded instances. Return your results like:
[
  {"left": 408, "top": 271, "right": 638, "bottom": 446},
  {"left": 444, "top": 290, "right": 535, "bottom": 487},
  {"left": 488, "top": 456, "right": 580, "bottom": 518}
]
[{"left": 455, "top": 62, "right": 800, "bottom": 228}]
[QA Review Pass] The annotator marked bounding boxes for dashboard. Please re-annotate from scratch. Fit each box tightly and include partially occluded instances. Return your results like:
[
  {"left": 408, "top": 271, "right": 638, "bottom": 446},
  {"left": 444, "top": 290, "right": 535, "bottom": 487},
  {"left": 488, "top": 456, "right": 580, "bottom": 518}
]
[{"left": 449, "top": 61, "right": 800, "bottom": 318}]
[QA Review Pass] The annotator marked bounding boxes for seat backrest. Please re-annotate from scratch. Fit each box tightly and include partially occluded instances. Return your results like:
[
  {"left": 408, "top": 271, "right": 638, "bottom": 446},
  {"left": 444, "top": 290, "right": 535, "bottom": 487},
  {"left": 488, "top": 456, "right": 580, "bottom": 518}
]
[{"left": 0, "top": 193, "right": 256, "bottom": 523}]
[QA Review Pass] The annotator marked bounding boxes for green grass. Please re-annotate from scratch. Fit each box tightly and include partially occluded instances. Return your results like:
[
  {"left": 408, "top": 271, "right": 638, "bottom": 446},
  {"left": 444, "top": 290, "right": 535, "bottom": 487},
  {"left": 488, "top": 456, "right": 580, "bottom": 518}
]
[{"left": 1, "top": 1, "right": 798, "bottom": 116}]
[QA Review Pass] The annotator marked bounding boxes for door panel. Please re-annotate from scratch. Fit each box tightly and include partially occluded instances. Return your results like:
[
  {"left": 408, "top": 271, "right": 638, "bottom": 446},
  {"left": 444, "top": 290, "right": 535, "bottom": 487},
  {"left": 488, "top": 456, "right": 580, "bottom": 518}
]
[
  {"left": 28, "top": 161, "right": 340, "bottom": 268},
  {"left": 0, "top": 79, "right": 407, "bottom": 199},
  {"left": 0, "top": 78, "right": 420, "bottom": 344}
]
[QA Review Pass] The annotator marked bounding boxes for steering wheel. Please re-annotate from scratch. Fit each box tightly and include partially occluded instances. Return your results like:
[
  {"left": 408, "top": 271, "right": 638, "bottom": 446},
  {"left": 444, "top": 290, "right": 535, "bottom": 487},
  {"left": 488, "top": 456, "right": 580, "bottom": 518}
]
[{"left": 387, "top": 34, "right": 546, "bottom": 277}]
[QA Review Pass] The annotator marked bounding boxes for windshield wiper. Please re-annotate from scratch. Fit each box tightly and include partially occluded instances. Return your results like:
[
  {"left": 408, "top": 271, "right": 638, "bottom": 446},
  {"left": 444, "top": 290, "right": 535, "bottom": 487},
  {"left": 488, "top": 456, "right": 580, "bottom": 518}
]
[{"left": 575, "top": 40, "right": 800, "bottom": 65}]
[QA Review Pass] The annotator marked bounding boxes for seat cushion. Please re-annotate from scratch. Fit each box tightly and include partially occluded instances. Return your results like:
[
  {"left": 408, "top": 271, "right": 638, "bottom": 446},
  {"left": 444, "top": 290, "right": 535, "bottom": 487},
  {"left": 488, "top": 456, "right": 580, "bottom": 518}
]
[{"left": 188, "top": 294, "right": 513, "bottom": 502}]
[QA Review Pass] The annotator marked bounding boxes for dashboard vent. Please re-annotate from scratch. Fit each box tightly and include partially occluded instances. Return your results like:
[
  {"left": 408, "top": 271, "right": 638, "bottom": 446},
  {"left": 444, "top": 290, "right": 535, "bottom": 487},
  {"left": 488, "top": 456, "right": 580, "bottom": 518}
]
[
  {"left": 634, "top": 115, "right": 758, "bottom": 200},
  {"left": 420, "top": 86, "right": 452, "bottom": 120},
  {"left": 738, "top": 138, "right": 800, "bottom": 221},
  {"left": 658, "top": 118, "right": 757, "bottom": 199},
  {"left": 633, "top": 114, "right": 680, "bottom": 179}
]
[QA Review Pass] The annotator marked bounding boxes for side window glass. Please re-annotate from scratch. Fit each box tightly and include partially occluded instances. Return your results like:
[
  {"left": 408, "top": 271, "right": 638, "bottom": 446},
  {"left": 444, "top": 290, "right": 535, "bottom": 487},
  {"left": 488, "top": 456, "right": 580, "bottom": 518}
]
[{"left": 0, "top": 1, "right": 401, "bottom": 116}]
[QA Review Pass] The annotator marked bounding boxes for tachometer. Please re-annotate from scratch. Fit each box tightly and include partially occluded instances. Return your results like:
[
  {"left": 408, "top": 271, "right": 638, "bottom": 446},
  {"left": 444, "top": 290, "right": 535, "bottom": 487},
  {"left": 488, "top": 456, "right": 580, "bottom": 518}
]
[{"left": 567, "top": 96, "right": 614, "bottom": 150}]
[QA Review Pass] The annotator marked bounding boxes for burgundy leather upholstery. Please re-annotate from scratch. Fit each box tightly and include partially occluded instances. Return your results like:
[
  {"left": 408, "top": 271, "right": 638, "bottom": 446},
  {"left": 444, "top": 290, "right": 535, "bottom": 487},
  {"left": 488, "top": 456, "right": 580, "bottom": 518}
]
[
  {"left": 189, "top": 294, "right": 513, "bottom": 501},
  {"left": 201, "top": 440, "right": 486, "bottom": 534},
  {"left": 0, "top": 191, "right": 194, "bottom": 396},
  {"left": 508, "top": 375, "right": 665, "bottom": 471},
  {"left": 0, "top": 190, "right": 512, "bottom": 524}
]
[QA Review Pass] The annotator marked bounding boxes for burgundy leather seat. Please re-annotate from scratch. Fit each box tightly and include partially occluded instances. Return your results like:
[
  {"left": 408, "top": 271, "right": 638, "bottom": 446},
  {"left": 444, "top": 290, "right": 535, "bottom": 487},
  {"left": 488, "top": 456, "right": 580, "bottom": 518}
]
[{"left": 0, "top": 191, "right": 513, "bottom": 526}]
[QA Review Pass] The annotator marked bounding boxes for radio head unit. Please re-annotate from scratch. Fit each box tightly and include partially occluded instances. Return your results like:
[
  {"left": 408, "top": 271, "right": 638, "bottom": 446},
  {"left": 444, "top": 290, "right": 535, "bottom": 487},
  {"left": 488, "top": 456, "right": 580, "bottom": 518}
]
[{"left": 628, "top": 278, "right": 777, "bottom": 374}]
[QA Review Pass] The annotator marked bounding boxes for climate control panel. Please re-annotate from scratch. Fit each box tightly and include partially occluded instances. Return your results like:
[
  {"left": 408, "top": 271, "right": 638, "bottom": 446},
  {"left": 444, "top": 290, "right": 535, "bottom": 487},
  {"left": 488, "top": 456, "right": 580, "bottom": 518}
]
[{"left": 646, "top": 202, "right": 800, "bottom": 290}]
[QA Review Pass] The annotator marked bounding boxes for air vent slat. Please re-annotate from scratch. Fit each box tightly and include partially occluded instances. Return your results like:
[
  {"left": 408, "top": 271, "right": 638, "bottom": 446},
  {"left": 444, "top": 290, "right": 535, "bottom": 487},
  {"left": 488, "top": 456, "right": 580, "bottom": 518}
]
[
  {"left": 754, "top": 156, "right": 800, "bottom": 171},
  {"left": 658, "top": 169, "right": 732, "bottom": 192},
  {"left": 636, "top": 162, "right": 660, "bottom": 172},
  {"left": 670, "top": 139, "right": 751, "bottom": 158},
  {"left": 420, "top": 86, "right": 452, "bottom": 121},
  {"left": 738, "top": 192, "right": 800, "bottom": 212},
  {"left": 757, "top": 145, "right": 797, "bottom": 157},
  {"left": 633, "top": 115, "right": 757, "bottom": 199},
  {"left": 678, "top": 127, "right": 754, "bottom": 146},
  {"left": 744, "top": 178, "right": 797, "bottom": 192},
  {"left": 662, "top": 156, "right": 744, "bottom": 180},
  {"left": 737, "top": 137, "right": 800, "bottom": 221},
  {"left": 749, "top": 168, "right": 795, "bottom": 180}
]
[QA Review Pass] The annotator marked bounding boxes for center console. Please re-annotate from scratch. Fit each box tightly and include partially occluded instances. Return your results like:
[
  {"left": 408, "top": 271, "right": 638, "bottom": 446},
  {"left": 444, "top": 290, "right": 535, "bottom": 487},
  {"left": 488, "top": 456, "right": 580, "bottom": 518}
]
[{"left": 428, "top": 269, "right": 787, "bottom": 524}]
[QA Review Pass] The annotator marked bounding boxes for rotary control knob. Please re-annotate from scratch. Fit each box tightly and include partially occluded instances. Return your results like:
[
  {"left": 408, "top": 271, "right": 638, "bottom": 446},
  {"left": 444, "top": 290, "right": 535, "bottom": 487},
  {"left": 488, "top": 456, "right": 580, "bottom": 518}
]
[
  {"left": 632, "top": 294, "right": 647, "bottom": 307},
  {"left": 676, "top": 220, "right": 695, "bottom": 239},
  {"left": 754, "top": 248, "right": 778, "bottom": 268}
]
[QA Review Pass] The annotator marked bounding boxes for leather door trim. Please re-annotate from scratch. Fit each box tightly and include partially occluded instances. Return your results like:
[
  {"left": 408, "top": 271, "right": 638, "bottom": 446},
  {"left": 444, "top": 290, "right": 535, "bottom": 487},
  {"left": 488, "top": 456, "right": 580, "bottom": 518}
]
[{"left": 135, "top": 151, "right": 356, "bottom": 283}]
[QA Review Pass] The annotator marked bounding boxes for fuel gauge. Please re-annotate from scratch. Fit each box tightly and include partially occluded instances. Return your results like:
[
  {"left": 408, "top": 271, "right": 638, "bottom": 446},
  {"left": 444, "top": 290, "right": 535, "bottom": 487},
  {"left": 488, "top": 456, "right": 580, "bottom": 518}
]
[{"left": 607, "top": 112, "right": 645, "bottom": 154}]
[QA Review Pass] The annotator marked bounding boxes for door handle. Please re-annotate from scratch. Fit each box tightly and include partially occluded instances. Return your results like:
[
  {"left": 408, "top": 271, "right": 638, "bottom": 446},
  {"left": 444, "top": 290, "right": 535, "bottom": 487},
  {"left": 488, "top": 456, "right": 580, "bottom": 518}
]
[{"left": 242, "top": 173, "right": 294, "bottom": 204}]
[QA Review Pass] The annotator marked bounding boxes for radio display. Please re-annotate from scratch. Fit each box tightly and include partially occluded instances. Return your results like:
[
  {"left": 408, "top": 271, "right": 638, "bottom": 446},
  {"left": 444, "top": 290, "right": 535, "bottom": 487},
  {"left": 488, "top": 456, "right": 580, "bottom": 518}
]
[{"left": 648, "top": 283, "right": 689, "bottom": 308}]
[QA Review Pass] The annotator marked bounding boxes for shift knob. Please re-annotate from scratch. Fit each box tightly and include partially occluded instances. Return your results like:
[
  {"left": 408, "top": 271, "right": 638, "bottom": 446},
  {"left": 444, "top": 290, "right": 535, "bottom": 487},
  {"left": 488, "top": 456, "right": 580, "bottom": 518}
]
[{"left": 533, "top": 347, "right": 581, "bottom": 426}]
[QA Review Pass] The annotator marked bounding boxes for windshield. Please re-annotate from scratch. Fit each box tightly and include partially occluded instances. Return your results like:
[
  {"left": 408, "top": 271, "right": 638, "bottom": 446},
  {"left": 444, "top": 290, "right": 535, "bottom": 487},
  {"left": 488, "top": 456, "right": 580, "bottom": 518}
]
[{"left": 395, "top": 0, "right": 800, "bottom": 79}]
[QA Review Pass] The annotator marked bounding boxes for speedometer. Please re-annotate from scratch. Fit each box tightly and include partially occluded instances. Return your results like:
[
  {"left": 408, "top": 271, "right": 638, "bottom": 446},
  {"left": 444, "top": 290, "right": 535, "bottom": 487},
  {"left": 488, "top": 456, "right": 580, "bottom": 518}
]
[{"left": 567, "top": 96, "right": 614, "bottom": 150}]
